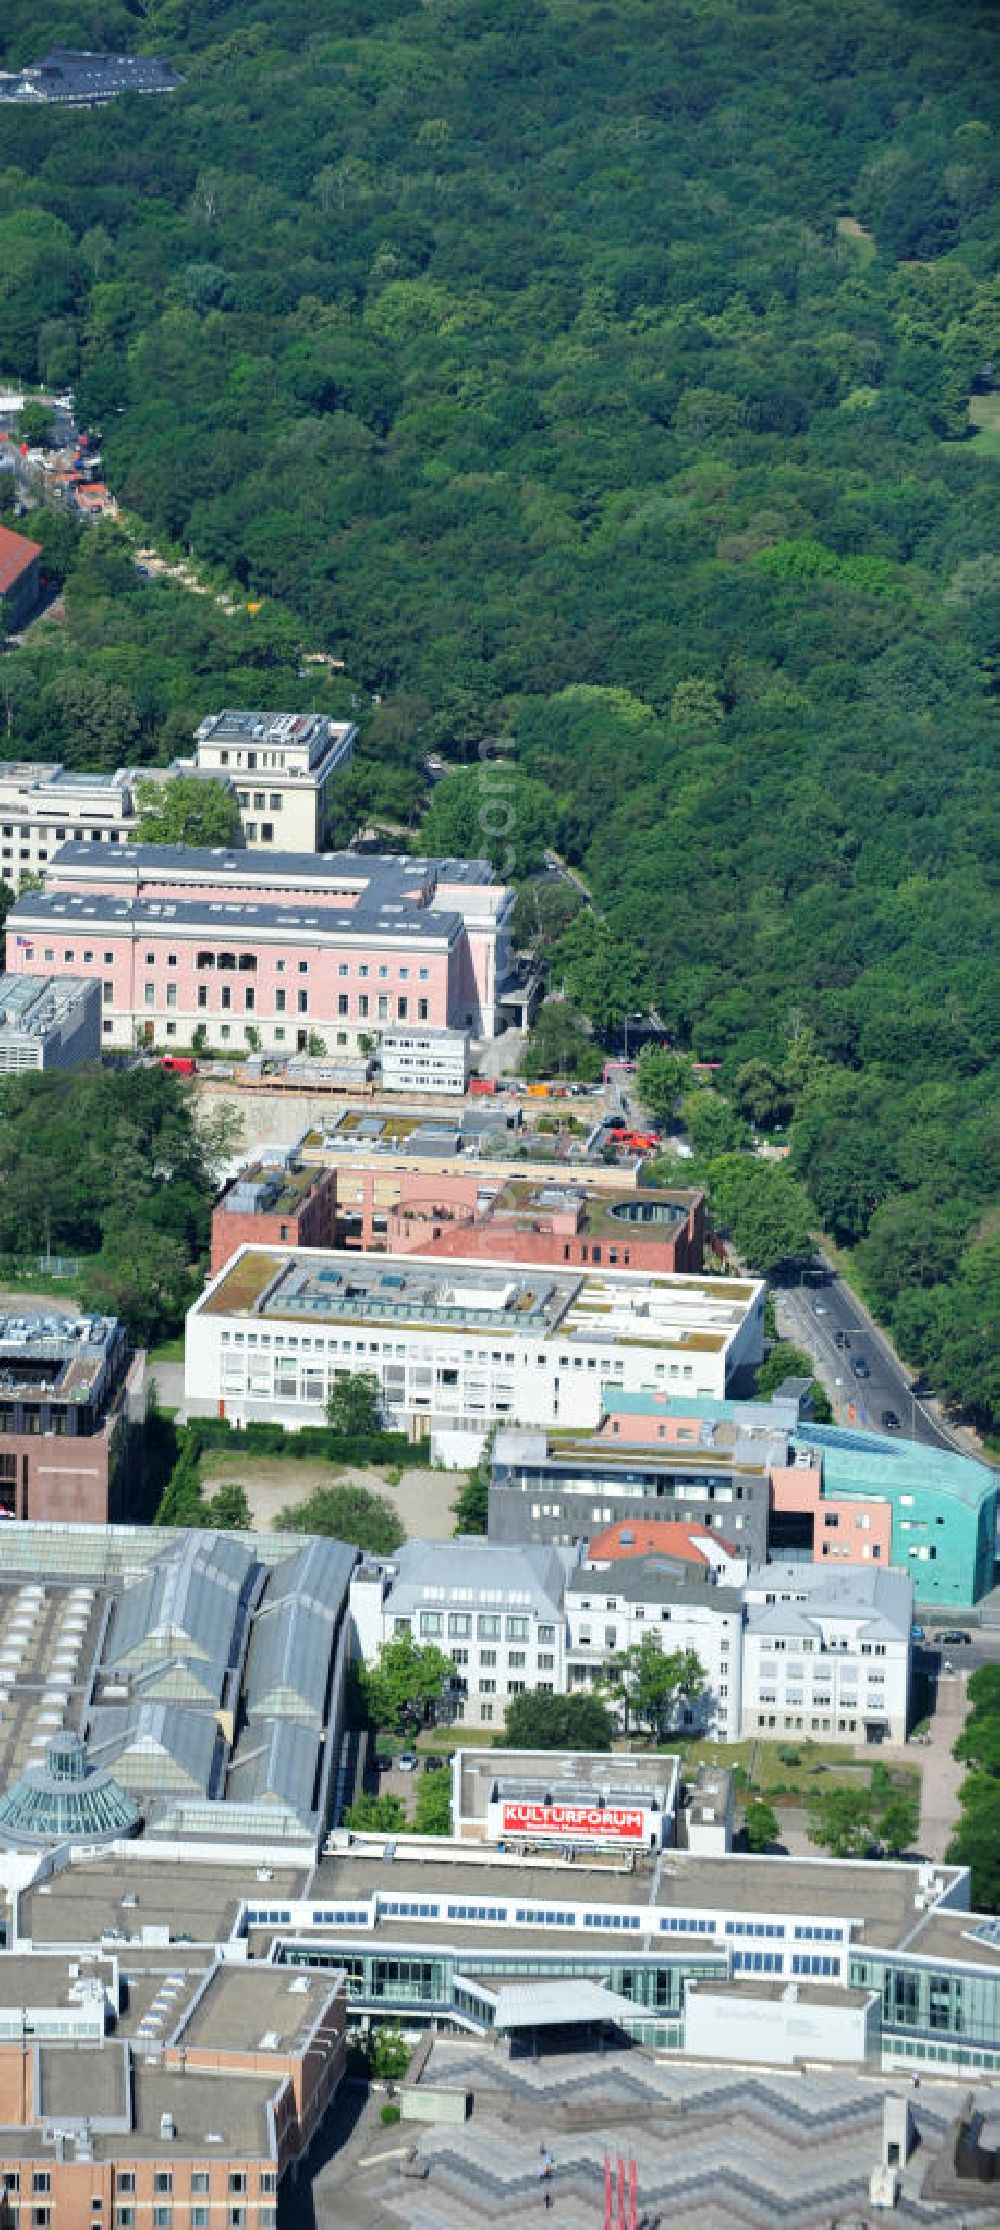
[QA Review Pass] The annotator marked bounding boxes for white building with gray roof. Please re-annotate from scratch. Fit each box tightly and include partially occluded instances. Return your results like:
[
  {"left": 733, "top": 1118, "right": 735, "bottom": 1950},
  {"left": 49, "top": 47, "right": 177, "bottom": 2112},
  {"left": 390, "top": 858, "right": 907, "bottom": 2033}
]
[
  {"left": 350, "top": 1537, "right": 576, "bottom": 1731},
  {"left": 741, "top": 1562, "right": 912, "bottom": 1745},
  {"left": 565, "top": 1555, "right": 744, "bottom": 1740}
]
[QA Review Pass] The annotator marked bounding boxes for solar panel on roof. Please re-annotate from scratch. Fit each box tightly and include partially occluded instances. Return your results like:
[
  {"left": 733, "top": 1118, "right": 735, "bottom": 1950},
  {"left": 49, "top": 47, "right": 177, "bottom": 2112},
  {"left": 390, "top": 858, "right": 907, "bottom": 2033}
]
[{"left": 796, "top": 1427, "right": 900, "bottom": 1457}]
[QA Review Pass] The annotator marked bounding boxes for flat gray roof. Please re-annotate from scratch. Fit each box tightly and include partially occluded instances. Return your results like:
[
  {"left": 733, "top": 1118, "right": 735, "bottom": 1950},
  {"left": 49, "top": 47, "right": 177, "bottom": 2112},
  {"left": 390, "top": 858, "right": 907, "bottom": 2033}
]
[
  {"left": 179, "top": 1962, "right": 341, "bottom": 2056},
  {"left": 12, "top": 2050, "right": 278, "bottom": 2159},
  {"left": 11, "top": 889, "right": 462, "bottom": 942},
  {"left": 304, "top": 1850, "right": 964, "bottom": 1951},
  {"left": 0, "top": 1950, "right": 115, "bottom": 2008},
  {"left": 19, "top": 1858, "right": 307, "bottom": 1947},
  {"left": 691, "top": 1977, "right": 875, "bottom": 2008},
  {"left": 310, "top": 1853, "right": 651, "bottom": 1906}
]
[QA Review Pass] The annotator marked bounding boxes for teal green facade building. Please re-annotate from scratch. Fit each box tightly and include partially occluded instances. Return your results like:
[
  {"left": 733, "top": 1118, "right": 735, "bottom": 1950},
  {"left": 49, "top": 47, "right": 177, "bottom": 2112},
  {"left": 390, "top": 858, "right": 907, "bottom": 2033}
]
[{"left": 793, "top": 1425, "right": 997, "bottom": 1608}]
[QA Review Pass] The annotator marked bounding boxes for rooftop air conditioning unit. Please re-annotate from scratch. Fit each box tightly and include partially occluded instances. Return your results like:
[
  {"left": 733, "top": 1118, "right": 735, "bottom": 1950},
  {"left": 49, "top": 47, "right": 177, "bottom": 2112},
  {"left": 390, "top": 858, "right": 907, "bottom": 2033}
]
[{"left": 159, "top": 2112, "right": 175, "bottom": 2141}]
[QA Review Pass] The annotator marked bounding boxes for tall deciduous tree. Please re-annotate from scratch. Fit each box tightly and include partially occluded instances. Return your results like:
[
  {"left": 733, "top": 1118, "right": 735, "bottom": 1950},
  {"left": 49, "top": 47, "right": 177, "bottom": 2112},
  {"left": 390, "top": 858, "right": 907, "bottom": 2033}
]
[
  {"left": 135, "top": 775, "right": 242, "bottom": 848},
  {"left": 602, "top": 1637, "right": 705, "bottom": 1740},
  {"left": 502, "top": 1690, "right": 614, "bottom": 1752},
  {"left": 361, "top": 1633, "right": 456, "bottom": 1735}
]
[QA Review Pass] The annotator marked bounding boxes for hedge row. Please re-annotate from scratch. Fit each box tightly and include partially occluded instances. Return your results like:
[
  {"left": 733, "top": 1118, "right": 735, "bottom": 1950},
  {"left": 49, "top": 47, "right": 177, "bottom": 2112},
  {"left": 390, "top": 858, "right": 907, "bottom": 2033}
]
[{"left": 183, "top": 1416, "right": 429, "bottom": 1466}]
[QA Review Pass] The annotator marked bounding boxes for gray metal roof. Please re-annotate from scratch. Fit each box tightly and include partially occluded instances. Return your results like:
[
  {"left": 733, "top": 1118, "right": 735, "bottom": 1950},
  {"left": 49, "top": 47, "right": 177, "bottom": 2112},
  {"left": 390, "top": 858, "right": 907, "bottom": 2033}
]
[
  {"left": 483, "top": 1979, "right": 641, "bottom": 2030},
  {"left": 385, "top": 1538, "right": 573, "bottom": 1620},
  {"left": 243, "top": 1596, "right": 337, "bottom": 1727},
  {"left": 105, "top": 1532, "right": 257, "bottom": 1676},
  {"left": 267, "top": 1537, "right": 356, "bottom": 1617},
  {"left": 744, "top": 1562, "right": 912, "bottom": 1641},
  {"left": 44, "top": 840, "right": 493, "bottom": 886},
  {"left": 9, "top": 890, "right": 462, "bottom": 943},
  {"left": 86, "top": 1702, "right": 223, "bottom": 1800},
  {"left": 225, "top": 1717, "right": 321, "bottom": 1824},
  {"left": 568, "top": 1557, "right": 743, "bottom": 1613}
]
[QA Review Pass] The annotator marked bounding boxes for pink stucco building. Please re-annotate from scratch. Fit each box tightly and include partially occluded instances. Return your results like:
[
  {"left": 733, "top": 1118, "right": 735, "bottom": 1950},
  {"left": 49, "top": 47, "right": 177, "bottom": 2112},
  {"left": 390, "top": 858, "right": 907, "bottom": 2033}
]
[{"left": 6, "top": 843, "right": 515, "bottom": 1054}]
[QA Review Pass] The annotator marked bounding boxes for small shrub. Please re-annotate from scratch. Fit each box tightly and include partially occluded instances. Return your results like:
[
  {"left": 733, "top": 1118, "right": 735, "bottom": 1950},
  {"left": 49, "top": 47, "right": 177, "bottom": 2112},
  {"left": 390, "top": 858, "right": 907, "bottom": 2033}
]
[
  {"left": 380, "top": 2102, "right": 401, "bottom": 2125},
  {"left": 776, "top": 1746, "right": 801, "bottom": 1766}
]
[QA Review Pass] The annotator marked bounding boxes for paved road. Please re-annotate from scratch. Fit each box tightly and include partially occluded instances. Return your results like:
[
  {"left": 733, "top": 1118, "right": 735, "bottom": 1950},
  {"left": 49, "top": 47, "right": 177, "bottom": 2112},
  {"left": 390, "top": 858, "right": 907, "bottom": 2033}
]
[{"left": 776, "top": 1256, "right": 970, "bottom": 1455}]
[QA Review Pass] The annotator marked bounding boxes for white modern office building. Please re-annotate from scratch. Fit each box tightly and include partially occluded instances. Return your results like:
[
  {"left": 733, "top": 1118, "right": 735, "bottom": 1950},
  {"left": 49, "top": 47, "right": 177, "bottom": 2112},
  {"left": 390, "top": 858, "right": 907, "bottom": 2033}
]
[
  {"left": 0, "top": 709, "right": 355, "bottom": 894},
  {"left": 184, "top": 1247, "right": 766, "bottom": 1454},
  {"left": 741, "top": 1563, "right": 912, "bottom": 1745},
  {"left": 378, "top": 1024, "right": 470, "bottom": 1096},
  {"left": 0, "top": 763, "right": 144, "bottom": 891}
]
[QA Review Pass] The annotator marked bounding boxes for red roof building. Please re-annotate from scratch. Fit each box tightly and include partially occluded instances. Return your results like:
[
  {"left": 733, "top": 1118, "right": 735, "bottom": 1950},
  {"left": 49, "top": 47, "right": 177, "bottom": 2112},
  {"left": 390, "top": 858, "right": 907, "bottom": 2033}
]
[
  {"left": 0, "top": 523, "right": 43, "bottom": 630},
  {"left": 587, "top": 1518, "right": 741, "bottom": 1569}
]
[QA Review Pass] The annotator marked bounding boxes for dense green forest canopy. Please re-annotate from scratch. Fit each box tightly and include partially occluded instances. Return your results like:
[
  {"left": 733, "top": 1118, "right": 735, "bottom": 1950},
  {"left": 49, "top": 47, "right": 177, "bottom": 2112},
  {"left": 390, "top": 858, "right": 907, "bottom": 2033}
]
[{"left": 0, "top": 0, "right": 996, "bottom": 1422}]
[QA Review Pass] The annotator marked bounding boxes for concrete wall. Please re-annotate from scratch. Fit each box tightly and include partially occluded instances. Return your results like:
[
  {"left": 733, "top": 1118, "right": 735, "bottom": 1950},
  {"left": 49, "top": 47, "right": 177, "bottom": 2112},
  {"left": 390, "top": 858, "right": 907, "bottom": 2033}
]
[
  {"left": 684, "top": 1983, "right": 880, "bottom": 2068},
  {"left": 400, "top": 2086, "right": 470, "bottom": 2124}
]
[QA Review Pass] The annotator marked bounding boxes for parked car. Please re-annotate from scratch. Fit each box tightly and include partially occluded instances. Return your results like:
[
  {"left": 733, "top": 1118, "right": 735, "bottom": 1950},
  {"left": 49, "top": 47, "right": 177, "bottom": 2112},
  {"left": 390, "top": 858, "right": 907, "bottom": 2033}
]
[
  {"left": 397, "top": 1752, "right": 419, "bottom": 1772},
  {"left": 881, "top": 1409, "right": 901, "bottom": 1431},
  {"left": 937, "top": 1630, "right": 972, "bottom": 1648}
]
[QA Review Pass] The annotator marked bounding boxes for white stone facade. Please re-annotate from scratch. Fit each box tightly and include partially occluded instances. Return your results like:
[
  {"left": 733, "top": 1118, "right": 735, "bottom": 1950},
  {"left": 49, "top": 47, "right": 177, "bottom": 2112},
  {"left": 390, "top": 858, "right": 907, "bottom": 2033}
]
[
  {"left": 349, "top": 1539, "right": 573, "bottom": 1731},
  {"left": 740, "top": 1563, "right": 912, "bottom": 1744}
]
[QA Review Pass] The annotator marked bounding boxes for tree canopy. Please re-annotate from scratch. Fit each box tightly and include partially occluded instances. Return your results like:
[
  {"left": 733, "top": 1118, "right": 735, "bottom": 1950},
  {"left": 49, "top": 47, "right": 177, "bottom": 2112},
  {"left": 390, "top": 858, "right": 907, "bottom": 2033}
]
[
  {"left": 0, "top": 1066, "right": 236, "bottom": 1345},
  {"left": 360, "top": 1632, "right": 456, "bottom": 1735},
  {"left": 135, "top": 773, "right": 242, "bottom": 848},
  {"left": 502, "top": 1689, "right": 614, "bottom": 1752},
  {"left": 277, "top": 1481, "right": 403, "bottom": 1555},
  {"left": 0, "top": 0, "right": 995, "bottom": 1421},
  {"left": 601, "top": 1636, "right": 706, "bottom": 1741}
]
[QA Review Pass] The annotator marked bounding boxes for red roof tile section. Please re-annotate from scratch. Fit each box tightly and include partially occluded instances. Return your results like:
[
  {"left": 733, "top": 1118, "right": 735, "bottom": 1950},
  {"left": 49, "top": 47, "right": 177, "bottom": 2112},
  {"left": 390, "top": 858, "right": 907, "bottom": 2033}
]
[
  {"left": 588, "top": 1519, "right": 738, "bottom": 1564},
  {"left": 0, "top": 524, "right": 43, "bottom": 595}
]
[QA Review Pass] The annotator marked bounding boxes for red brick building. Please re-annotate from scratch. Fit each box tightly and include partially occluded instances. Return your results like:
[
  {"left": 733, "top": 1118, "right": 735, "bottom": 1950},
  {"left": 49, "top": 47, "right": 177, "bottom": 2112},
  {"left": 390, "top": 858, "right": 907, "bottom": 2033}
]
[
  {"left": 385, "top": 1174, "right": 705, "bottom": 1274},
  {"left": 211, "top": 1157, "right": 338, "bottom": 1275},
  {"left": 0, "top": 524, "right": 42, "bottom": 633},
  {"left": 0, "top": 1311, "right": 143, "bottom": 1524},
  {"left": 211, "top": 1158, "right": 705, "bottom": 1279}
]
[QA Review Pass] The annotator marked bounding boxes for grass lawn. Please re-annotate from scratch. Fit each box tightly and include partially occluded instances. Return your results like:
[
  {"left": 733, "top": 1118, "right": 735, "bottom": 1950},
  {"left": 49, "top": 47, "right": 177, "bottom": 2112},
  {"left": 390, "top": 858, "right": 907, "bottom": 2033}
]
[
  {"left": 679, "top": 1736, "right": 920, "bottom": 1804},
  {"left": 835, "top": 215, "right": 877, "bottom": 264},
  {"left": 416, "top": 1724, "right": 494, "bottom": 1753},
  {"left": 147, "top": 1334, "right": 186, "bottom": 1363},
  {"left": 969, "top": 393, "right": 1000, "bottom": 456},
  {"left": 0, "top": 1269, "right": 86, "bottom": 1306}
]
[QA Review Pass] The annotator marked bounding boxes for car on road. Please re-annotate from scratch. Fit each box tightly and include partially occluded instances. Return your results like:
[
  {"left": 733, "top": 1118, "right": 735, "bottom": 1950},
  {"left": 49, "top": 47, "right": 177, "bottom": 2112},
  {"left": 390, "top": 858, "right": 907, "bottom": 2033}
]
[
  {"left": 852, "top": 1355, "right": 870, "bottom": 1378},
  {"left": 881, "top": 1409, "right": 901, "bottom": 1431},
  {"left": 834, "top": 1330, "right": 851, "bottom": 1349},
  {"left": 937, "top": 1630, "right": 972, "bottom": 1648},
  {"left": 813, "top": 1301, "right": 827, "bottom": 1314},
  {"left": 397, "top": 1752, "right": 419, "bottom": 1772}
]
